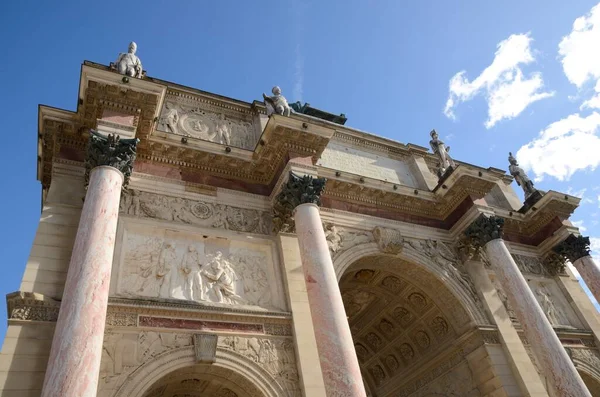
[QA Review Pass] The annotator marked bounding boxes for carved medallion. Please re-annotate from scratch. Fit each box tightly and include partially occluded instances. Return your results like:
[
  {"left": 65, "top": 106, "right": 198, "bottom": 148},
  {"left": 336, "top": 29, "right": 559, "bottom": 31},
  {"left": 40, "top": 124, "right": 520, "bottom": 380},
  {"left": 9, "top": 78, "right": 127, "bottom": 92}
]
[
  {"left": 415, "top": 330, "right": 431, "bottom": 349},
  {"left": 355, "top": 343, "right": 369, "bottom": 361},
  {"left": 381, "top": 276, "right": 404, "bottom": 293},
  {"left": 370, "top": 365, "right": 386, "bottom": 385},
  {"left": 408, "top": 292, "right": 427, "bottom": 310},
  {"left": 366, "top": 332, "right": 383, "bottom": 350},
  {"left": 385, "top": 354, "right": 400, "bottom": 372},
  {"left": 430, "top": 316, "right": 449, "bottom": 337},
  {"left": 399, "top": 343, "right": 415, "bottom": 361},
  {"left": 392, "top": 306, "right": 414, "bottom": 326}
]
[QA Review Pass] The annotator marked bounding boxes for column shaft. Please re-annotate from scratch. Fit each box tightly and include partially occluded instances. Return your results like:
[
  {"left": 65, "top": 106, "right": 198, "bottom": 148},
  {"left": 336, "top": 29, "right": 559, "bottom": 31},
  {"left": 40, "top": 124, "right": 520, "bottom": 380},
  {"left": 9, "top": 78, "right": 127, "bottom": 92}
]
[
  {"left": 41, "top": 166, "right": 124, "bottom": 397},
  {"left": 485, "top": 239, "right": 591, "bottom": 397},
  {"left": 573, "top": 256, "right": 600, "bottom": 305},
  {"left": 294, "top": 203, "right": 367, "bottom": 397}
]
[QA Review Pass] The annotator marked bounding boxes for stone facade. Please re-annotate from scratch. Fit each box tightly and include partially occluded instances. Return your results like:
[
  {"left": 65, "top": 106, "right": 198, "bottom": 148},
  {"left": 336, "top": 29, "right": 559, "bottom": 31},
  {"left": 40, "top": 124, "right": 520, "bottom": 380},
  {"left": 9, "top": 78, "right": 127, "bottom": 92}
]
[{"left": 0, "top": 59, "right": 599, "bottom": 397}]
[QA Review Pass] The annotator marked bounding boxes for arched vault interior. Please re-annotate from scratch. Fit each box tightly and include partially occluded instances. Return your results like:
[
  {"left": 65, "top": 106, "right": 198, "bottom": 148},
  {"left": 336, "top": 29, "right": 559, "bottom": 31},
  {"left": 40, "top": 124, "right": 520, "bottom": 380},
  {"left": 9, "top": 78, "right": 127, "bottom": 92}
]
[
  {"left": 340, "top": 256, "right": 480, "bottom": 396},
  {"left": 141, "top": 363, "right": 263, "bottom": 397}
]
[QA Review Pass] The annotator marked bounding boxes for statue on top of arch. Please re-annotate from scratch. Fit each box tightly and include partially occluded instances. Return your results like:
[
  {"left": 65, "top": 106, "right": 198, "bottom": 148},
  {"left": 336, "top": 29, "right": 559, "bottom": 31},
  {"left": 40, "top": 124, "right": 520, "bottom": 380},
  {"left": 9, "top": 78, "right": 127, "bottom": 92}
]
[
  {"left": 429, "top": 129, "right": 456, "bottom": 178},
  {"left": 113, "top": 41, "right": 144, "bottom": 78},
  {"left": 508, "top": 152, "right": 538, "bottom": 200}
]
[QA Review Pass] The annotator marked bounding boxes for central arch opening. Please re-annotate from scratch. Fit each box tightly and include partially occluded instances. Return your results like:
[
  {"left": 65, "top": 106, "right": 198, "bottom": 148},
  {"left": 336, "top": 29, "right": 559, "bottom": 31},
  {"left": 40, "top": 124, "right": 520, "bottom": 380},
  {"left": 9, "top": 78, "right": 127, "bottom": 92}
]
[
  {"left": 141, "top": 363, "right": 264, "bottom": 397},
  {"left": 340, "top": 255, "right": 486, "bottom": 396}
]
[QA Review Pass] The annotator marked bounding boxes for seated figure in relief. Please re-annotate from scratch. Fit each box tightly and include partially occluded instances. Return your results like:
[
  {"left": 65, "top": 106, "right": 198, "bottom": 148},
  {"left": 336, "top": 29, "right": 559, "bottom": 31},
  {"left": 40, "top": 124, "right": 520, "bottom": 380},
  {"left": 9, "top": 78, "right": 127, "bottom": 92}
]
[
  {"left": 114, "top": 41, "right": 143, "bottom": 78},
  {"left": 263, "top": 86, "right": 291, "bottom": 117}
]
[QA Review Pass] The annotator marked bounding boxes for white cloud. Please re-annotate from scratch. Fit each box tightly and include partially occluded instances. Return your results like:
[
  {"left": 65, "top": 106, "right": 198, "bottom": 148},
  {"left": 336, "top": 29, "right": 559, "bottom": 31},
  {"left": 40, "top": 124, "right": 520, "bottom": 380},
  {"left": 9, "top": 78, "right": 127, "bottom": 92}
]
[
  {"left": 517, "top": 112, "right": 600, "bottom": 181},
  {"left": 572, "top": 220, "right": 587, "bottom": 232},
  {"left": 591, "top": 237, "right": 600, "bottom": 253},
  {"left": 566, "top": 187, "right": 594, "bottom": 204},
  {"left": 559, "top": 3, "right": 600, "bottom": 88},
  {"left": 444, "top": 33, "right": 554, "bottom": 128}
]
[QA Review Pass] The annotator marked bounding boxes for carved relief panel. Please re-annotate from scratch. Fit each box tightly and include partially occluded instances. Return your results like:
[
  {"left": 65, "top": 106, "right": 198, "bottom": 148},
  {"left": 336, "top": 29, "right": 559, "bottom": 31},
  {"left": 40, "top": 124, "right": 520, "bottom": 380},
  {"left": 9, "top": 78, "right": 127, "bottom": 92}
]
[
  {"left": 156, "top": 93, "right": 259, "bottom": 150},
  {"left": 527, "top": 279, "right": 584, "bottom": 329},
  {"left": 112, "top": 220, "right": 285, "bottom": 311},
  {"left": 120, "top": 190, "right": 271, "bottom": 236}
]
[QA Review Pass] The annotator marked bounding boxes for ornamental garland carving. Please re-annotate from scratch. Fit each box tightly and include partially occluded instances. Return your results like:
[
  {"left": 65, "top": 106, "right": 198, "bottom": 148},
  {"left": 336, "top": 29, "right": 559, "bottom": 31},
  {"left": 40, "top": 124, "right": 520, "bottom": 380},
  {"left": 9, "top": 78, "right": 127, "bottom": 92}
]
[
  {"left": 85, "top": 130, "right": 139, "bottom": 190},
  {"left": 554, "top": 235, "right": 591, "bottom": 263},
  {"left": 273, "top": 172, "right": 327, "bottom": 233},
  {"left": 120, "top": 190, "right": 272, "bottom": 235}
]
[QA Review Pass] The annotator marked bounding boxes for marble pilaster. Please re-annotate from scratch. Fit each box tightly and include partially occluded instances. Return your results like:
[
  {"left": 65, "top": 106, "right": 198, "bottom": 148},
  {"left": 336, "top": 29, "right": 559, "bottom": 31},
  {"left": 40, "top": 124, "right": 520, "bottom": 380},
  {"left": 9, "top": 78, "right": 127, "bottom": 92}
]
[
  {"left": 277, "top": 172, "right": 367, "bottom": 397},
  {"left": 40, "top": 132, "right": 138, "bottom": 397},
  {"left": 554, "top": 235, "right": 600, "bottom": 305},
  {"left": 464, "top": 215, "right": 592, "bottom": 397}
]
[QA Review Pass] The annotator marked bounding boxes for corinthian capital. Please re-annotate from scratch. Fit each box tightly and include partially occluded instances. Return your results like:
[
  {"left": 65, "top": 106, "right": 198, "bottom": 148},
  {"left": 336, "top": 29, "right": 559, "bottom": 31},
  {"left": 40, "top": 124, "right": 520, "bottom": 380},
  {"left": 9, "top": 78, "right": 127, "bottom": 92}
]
[
  {"left": 553, "top": 235, "right": 590, "bottom": 263},
  {"left": 272, "top": 172, "right": 327, "bottom": 233},
  {"left": 85, "top": 130, "right": 139, "bottom": 190},
  {"left": 463, "top": 214, "right": 504, "bottom": 250}
]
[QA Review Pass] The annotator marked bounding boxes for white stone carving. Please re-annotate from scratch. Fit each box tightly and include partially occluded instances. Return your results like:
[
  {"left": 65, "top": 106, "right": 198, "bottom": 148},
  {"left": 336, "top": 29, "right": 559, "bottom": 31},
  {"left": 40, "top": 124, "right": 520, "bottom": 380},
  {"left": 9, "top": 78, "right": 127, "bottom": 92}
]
[
  {"left": 157, "top": 101, "right": 255, "bottom": 149},
  {"left": 535, "top": 284, "right": 570, "bottom": 327},
  {"left": 492, "top": 278, "right": 518, "bottom": 323},
  {"left": 114, "top": 41, "right": 143, "bottom": 78},
  {"left": 120, "top": 190, "right": 271, "bottom": 235},
  {"left": 324, "top": 224, "right": 373, "bottom": 257},
  {"left": 372, "top": 226, "right": 404, "bottom": 254},
  {"left": 218, "top": 336, "right": 300, "bottom": 396},
  {"left": 194, "top": 334, "right": 218, "bottom": 364},
  {"left": 119, "top": 235, "right": 280, "bottom": 310},
  {"left": 406, "top": 238, "right": 480, "bottom": 307},
  {"left": 512, "top": 254, "right": 544, "bottom": 275}
]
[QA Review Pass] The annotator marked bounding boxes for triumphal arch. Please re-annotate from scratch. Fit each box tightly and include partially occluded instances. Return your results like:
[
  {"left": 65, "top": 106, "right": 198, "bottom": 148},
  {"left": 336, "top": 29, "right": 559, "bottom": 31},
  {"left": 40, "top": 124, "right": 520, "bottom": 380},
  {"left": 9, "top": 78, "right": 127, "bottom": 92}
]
[{"left": 1, "top": 43, "right": 600, "bottom": 397}]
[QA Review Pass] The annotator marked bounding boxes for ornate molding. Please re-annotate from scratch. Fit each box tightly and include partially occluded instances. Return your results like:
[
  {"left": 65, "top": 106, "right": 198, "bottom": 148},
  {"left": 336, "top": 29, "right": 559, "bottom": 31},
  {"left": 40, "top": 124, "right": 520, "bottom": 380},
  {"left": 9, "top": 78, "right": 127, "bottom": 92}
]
[
  {"left": 6, "top": 291, "right": 60, "bottom": 322},
  {"left": 463, "top": 215, "right": 504, "bottom": 250},
  {"left": 553, "top": 235, "right": 591, "bottom": 263},
  {"left": 85, "top": 130, "right": 139, "bottom": 189},
  {"left": 273, "top": 172, "right": 326, "bottom": 233}
]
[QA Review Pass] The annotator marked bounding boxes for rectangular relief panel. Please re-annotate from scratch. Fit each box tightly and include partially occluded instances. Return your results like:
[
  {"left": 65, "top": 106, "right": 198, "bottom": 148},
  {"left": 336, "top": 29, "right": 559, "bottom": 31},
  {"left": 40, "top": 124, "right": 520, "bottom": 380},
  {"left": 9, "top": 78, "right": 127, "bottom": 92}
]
[
  {"left": 111, "top": 219, "right": 286, "bottom": 312},
  {"left": 155, "top": 91, "right": 260, "bottom": 150}
]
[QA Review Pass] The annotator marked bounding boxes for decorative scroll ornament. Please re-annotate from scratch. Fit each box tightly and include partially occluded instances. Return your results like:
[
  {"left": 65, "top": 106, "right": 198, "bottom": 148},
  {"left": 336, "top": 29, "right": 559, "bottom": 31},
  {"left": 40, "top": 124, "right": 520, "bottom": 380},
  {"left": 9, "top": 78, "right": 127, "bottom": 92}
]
[
  {"left": 273, "top": 172, "right": 327, "bottom": 233},
  {"left": 372, "top": 226, "right": 404, "bottom": 254},
  {"left": 85, "top": 130, "right": 139, "bottom": 190},
  {"left": 463, "top": 215, "right": 504, "bottom": 251},
  {"left": 553, "top": 235, "right": 591, "bottom": 263}
]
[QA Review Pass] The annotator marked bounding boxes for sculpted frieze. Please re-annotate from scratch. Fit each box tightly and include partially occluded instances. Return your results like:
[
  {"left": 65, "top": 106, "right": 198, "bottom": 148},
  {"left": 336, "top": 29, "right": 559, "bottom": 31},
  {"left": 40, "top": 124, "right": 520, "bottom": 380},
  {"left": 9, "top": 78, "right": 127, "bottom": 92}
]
[
  {"left": 218, "top": 335, "right": 301, "bottom": 396},
  {"left": 120, "top": 190, "right": 272, "bottom": 235},
  {"left": 324, "top": 223, "right": 373, "bottom": 257},
  {"left": 157, "top": 100, "right": 257, "bottom": 150},
  {"left": 118, "top": 233, "right": 282, "bottom": 311}
]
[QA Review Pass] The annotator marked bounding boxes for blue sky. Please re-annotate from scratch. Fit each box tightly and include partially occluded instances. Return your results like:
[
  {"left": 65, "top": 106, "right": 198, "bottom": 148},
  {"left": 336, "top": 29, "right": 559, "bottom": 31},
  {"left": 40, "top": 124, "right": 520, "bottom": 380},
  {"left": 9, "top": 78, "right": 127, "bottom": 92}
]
[{"left": 1, "top": 1, "right": 599, "bottom": 341}]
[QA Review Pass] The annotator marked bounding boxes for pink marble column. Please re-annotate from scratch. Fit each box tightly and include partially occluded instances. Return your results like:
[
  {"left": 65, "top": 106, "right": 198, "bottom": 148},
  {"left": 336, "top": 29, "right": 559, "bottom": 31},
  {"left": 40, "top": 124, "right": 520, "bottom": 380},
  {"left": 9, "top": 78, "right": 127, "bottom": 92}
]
[
  {"left": 554, "top": 235, "right": 600, "bottom": 307},
  {"left": 484, "top": 238, "right": 591, "bottom": 397},
  {"left": 41, "top": 166, "right": 124, "bottom": 397},
  {"left": 573, "top": 256, "right": 600, "bottom": 305},
  {"left": 294, "top": 203, "right": 367, "bottom": 397}
]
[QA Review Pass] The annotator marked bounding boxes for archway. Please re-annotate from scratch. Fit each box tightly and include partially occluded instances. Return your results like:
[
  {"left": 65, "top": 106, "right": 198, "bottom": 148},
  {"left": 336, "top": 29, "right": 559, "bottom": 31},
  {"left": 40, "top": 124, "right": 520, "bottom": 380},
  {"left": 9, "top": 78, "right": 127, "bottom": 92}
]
[
  {"left": 141, "top": 363, "right": 262, "bottom": 397},
  {"left": 338, "top": 250, "right": 492, "bottom": 396},
  {"left": 114, "top": 346, "right": 285, "bottom": 397}
]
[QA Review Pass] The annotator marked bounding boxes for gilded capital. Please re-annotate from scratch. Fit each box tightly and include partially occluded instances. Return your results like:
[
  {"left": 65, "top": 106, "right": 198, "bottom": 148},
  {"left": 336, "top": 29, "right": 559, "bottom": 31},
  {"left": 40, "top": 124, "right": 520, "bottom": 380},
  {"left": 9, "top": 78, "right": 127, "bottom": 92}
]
[
  {"left": 553, "top": 235, "right": 591, "bottom": 263},
  {"left": 463, "top": 215, "right": 504, "bottom": 250},
  {"left": 84, "top": 130, "right": 139, "bottom": 190},
  {"left": 272, "top": 172, "right": 327, "bottom": 233}
]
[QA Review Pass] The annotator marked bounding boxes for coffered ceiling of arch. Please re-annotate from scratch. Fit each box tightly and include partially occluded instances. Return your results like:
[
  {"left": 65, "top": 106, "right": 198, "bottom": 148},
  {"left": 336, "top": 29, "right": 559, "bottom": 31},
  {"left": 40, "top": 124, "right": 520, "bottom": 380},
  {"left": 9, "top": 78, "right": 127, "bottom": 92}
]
[
  {"left": 340, "top": 267, "right": 461, "bottom": 394},
  {"left": 141, "top": 364, "right": 262, "bottom": 397}
]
